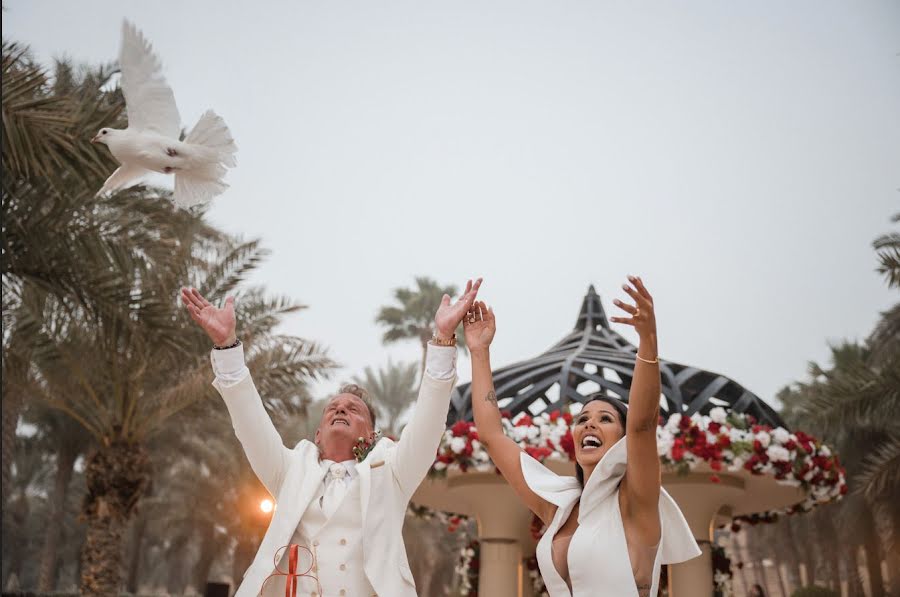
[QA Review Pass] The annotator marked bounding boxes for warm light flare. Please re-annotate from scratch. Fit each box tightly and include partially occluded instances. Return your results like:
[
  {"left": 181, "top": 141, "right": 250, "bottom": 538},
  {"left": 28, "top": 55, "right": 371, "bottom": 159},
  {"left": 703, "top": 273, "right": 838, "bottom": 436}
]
[{"left": 260, "top": 499, "right": 274, "bottom": 513}]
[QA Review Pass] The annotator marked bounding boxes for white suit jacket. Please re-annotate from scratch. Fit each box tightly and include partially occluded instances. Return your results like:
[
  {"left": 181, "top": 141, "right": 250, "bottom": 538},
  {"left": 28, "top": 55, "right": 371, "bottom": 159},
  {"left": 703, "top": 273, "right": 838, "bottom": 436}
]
[{"left": 214, "top": 368, "right": 456, "bottom": 597}]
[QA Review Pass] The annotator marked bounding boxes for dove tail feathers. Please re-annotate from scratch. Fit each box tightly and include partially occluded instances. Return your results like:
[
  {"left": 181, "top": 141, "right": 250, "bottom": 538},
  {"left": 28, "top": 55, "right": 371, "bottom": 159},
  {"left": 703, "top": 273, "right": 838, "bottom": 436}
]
[
  {"left": 185, "top": 109, "right": 238, "bottom": 168},
  {"left": 175, "top": 110, "right": 236, "bottom": 206},
  {"left": 174, "top": 167, "right": 229, "bottom": 208}
]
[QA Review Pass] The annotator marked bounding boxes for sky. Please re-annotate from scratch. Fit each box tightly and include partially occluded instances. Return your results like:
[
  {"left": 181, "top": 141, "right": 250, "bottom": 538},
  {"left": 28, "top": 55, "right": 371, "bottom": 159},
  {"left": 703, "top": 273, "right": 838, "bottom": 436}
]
[{"left": 5, "top": 0, "right": 898, "bottom": 410}]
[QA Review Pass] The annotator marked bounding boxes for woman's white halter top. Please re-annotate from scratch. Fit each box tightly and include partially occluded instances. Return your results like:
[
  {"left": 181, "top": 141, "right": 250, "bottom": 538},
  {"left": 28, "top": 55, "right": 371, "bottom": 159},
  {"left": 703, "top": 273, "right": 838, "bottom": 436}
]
[{"left": 520, "top": 437, "right": 701, "bottom": 597}]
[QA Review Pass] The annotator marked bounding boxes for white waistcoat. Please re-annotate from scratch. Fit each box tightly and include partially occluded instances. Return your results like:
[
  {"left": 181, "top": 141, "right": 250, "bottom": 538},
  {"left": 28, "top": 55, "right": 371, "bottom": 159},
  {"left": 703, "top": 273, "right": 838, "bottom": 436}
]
[
  {"left": 521, "top": 438, "right": 702, "bottom": 597},
  {"left": 260, "top": 477, "right": 375, "bottom": 597}
]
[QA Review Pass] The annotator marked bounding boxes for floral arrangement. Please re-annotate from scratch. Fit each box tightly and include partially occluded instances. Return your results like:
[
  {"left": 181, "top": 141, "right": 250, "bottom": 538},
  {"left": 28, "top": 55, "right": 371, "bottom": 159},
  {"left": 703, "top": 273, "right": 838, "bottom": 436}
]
[
  {"left": 455, "top": 539, "right": 480, "bottom": 597},
  {"left": 353, "top": 430, "right": 382, "bottom": 462},
  {"left": 406, "top": 503, "right": 470, "bottom": 533},
  {"left": 525, "top": 554, "right": 549, "bottom": 597},
  {"left": 712, "top": 543, "right": 733, "bottom": 597},
  {"left": 430, "top": 407, "right": 846, "bottom": 521}
]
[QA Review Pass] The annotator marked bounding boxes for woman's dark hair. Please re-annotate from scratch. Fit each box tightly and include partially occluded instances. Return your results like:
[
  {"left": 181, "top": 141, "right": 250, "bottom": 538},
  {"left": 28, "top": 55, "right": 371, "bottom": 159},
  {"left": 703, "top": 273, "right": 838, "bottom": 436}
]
[
  {"left": 574, "top": 394, "right": 628, "bottom": 486},
  {"left": 751, "top": 584, "right": 766, "bottom": 597}
]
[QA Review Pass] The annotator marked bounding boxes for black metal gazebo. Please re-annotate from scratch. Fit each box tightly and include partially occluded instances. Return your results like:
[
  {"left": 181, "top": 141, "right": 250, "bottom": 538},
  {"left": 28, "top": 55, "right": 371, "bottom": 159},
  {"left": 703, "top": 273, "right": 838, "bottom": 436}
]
[{"left": 448, "top": 285, "right": 784, "bottom": 427}]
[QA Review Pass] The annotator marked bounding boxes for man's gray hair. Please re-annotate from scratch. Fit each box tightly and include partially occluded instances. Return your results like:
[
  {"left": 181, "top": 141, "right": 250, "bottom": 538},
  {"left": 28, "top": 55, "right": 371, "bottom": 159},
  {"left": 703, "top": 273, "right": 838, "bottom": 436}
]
[{"left": 331, "top": 383, "right": 379, "bottom": 428}]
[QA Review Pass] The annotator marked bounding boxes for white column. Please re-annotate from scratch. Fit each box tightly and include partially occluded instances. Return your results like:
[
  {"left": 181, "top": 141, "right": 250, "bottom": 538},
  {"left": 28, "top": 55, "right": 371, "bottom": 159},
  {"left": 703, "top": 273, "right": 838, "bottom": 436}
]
[
  {"left": 664, "top": 473, "right": 745, "bottom": 597},
  {"left": 478, "top": 539, "right": 522, "bottom": 597}
]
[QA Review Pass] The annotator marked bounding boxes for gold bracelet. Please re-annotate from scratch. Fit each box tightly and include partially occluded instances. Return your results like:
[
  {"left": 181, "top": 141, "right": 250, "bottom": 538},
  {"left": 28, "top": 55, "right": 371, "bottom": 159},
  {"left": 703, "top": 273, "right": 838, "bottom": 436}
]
[
  {"left": 635, "top": 354, "right": 659, "bottom": 365},
  {"left": 430, "top": 334, "right": 457, "bottom": 347}
]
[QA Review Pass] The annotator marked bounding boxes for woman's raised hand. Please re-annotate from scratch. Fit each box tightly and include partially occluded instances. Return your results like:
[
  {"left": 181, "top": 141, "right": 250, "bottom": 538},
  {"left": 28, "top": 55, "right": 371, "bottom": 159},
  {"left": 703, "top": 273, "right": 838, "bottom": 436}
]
[
  {"left": 463, "top": 300, "right": 496, "bottom": 353},
  {"left": 180, "top": 287, "right": 237, "bottom": 347},
  {"left": 610, "top": 275, "right": 657, "bottom": 340}
]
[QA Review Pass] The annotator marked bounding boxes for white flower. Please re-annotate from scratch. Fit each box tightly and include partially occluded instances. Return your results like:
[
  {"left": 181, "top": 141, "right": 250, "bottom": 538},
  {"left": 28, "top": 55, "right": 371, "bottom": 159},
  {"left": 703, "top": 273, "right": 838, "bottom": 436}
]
[
  {"left": 513, "top": 426, "right": 530, "bottom": 442},
  {"left": 710, "top": 407, "right": 728, "bottom": 424},
  {"left": 729, "top": 427, "right": 748, "bottom": 443},
  {"left": 767, "top": 445, "right": 791, "bottom": 462},
  {"left": 665, "top": 414, "right": 682, "bottom": 433},
  {"left": 527, "top": 426, "right": 541, "bottom": 440},
  {"left": 450, "top": 437, "right": 468, "bottom": 454},
  {"left": 772, "top": 427, "right": 791, "bottom": 444},
  {"left": 434, "top": 461, "right": 447, "bottom": 471},
  {"left": 471, "top": 439, "right": 482, "bottom": 451},
  {"left": 820, "top": 445, "right": 831, "bottom": 457},
  {"left": 755, "top": 431, "right": 771, "bottom": 448},
  {"left": 657, "top": 429, "right": 674, "bottom": 456}
]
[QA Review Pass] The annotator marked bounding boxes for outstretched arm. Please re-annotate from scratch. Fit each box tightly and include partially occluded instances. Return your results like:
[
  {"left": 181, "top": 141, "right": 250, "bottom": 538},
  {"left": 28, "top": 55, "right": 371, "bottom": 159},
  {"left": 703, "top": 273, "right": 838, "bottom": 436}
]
[
  {"left": 393, "top": 279, "right": 482, "bottom": 496},
  {"left": 466, "top": 301, "right": 556, "bottom": 524},
  {"left": 610, "top": 276, "right": 662, "bottom": 544},
  {"left": 181, "top": 288, "right": 291, "bottom": 496}
]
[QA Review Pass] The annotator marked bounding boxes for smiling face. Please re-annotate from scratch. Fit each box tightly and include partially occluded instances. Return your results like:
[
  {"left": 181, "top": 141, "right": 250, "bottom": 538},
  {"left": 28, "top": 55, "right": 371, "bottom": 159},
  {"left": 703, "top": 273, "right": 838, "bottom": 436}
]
[
  {"left": 573, "top": 399, "right": 626, "bottom": 470},
  {"left": 315, "top": 392, "right": 375, "bottom": 454}
]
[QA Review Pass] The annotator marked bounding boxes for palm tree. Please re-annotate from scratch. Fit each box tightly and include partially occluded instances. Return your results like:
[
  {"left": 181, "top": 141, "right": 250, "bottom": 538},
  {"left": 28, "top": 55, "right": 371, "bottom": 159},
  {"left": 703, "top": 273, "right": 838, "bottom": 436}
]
[
  {"left": 22, "top": 232, "right": 334, "bottom": 595},
  {"left": 21, "top": 405, "right": 92, "bottom": 592},
  {"left": 376, "top": 277, "right": 469, "bottom": 375},
  {"left": 353, "top": 360, "right": 419, "bottom": 435},
  {"left": 2, "top": 434, "right": 52, "bottom": 589},
  {"left": 1, "top": 42, "right": 200, "bottom": 509}
]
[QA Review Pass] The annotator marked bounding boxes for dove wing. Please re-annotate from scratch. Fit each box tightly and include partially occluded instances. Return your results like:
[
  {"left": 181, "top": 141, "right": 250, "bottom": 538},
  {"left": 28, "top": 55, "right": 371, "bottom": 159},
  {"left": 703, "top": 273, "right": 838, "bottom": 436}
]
[
  {"left": 119, "top": 20, "right": 181, "bottom": 138},
  {"left": 97, "top": 164, "right": 150, "bottom": 196}
]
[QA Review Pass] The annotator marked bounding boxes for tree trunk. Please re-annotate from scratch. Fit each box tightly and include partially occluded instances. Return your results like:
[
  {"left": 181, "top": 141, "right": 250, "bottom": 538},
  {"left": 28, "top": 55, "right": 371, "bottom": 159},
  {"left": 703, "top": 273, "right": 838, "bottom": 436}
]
[
  {"left": 232, "top": 536, "right": 256, "bottom": 589},
  {"left": 817, "top": 508, "right": 841, "bottom": 590},
  {"left": 193, "top": 520, "right": 219, "bottom": 593},
  {"left": 79, "top": 439, "right": 151, "bottom": 597},
  {"left": 780, "top": 518, "right": 804, "bottom": 593},
  {"left": 3, "top": 493, "right": 29, "bottom": 589},
  {"left": 37, "top": 443, "right": 78, "bottom": 591},
  {"left": 844, "top": 543, "right": 865, "bottom": 597},
  {"left": 1, "top": 362, "right": 27, "bottom": 508},
  {"left": 861, "top": 507, "right": 886, "bottom": 597},
  {"left": 125, "top": 511, "right": 149, "bottom": 593},
  {"left": 166, "top": 535, "right": 191, "bottom": 595}
]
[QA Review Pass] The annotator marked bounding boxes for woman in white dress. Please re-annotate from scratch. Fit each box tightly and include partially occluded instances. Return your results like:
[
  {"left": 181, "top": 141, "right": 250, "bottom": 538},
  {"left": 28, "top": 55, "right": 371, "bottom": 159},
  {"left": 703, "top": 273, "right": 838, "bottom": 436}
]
[{"left": 463, "top": 276, "right": 700, "bottom": 597}]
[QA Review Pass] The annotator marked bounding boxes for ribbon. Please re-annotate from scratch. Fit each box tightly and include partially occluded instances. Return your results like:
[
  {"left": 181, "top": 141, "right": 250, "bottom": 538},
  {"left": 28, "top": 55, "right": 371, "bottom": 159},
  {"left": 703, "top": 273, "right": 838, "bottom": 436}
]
[{"left": 258, "top": 544, "right": 321, "bottom": 597}]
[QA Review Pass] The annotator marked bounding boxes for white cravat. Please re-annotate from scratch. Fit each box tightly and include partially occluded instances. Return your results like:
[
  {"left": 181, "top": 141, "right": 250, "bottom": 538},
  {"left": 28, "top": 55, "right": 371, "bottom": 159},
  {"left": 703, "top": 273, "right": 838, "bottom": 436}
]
[{"left": 321, "top": 461, "right": 349, "bottom": 518}]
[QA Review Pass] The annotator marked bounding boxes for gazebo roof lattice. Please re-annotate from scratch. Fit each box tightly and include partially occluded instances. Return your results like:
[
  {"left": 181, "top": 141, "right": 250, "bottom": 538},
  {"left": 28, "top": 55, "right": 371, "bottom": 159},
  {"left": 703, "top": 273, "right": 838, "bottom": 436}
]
[{"left": 448, "top": 285, "right": 784, "bottom": 428}]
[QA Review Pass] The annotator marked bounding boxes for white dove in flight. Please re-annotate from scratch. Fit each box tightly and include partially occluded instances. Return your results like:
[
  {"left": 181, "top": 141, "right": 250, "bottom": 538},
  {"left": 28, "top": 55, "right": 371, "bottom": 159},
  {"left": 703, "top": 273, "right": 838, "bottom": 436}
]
[{"left": 92, "top": 20, "right": 237, "bottom": 208}]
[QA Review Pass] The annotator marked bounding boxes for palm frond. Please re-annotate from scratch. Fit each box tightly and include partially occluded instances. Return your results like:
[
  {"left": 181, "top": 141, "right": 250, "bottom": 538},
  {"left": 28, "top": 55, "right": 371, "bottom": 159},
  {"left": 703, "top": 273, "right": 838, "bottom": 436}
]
[{"left": 856, "top": 434, "right": 900, "bottom": 503}]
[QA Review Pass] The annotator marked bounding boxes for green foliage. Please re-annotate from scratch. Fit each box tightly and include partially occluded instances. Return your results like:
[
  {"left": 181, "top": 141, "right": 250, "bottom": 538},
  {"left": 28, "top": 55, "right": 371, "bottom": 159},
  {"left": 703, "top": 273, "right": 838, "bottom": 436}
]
[
  {"left": 376, "top": 276, "right": 469, "bottom": 360},
  {"left": 353, "top": 359, "right": 419, "bottom": 434}
]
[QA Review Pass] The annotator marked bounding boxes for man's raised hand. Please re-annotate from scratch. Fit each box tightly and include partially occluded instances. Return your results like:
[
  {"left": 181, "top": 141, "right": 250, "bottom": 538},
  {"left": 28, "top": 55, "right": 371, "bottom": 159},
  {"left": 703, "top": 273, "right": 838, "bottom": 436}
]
[
  {"left": 180, "top": 287, "right": 237, "bottom": 347},
  {"left": 433, "top": 278, "right": 483, "bottom": 341}
]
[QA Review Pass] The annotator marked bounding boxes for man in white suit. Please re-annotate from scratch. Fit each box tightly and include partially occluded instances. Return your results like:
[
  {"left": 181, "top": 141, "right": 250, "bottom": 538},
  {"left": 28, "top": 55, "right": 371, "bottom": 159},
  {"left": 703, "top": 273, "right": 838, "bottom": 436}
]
[{"left": 181, "top": 279, "right": 482, "bottom": 597}]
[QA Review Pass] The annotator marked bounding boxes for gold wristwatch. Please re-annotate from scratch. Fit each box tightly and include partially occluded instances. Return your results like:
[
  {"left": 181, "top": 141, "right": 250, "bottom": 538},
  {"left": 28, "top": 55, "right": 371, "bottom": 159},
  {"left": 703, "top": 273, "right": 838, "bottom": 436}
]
[{"left": 430, "top": 333, "right": 457, "bottom": 347}]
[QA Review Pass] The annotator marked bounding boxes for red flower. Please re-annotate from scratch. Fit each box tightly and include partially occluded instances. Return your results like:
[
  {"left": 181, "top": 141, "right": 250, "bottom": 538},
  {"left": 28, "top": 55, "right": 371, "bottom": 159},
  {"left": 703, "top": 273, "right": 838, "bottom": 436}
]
[
  {"left": 560, "top": 430, "right": 576, "bottom": 460},
  {"left": 562, "top": 412, "right": 573, "bottom": 425},
  {"left": 710, "top": 475, "right": 721, "bottom": 483},
  {"left": 451, "top": 421, "right": 470, "bottom": 437},
  {"left": 515, "top": 414, "right": 534, "bottom": 427}
]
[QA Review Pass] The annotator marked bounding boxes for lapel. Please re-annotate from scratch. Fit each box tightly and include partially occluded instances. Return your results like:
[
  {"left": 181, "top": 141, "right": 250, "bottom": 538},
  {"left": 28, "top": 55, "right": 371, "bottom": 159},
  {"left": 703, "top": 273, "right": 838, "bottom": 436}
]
[
  {"left": 278, "top": 441, "right": 326, "bottom": 529},
  {"left": 355, "top": 437, "right": 393, "bottom": 529}
]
